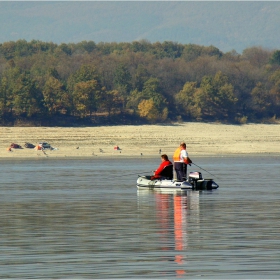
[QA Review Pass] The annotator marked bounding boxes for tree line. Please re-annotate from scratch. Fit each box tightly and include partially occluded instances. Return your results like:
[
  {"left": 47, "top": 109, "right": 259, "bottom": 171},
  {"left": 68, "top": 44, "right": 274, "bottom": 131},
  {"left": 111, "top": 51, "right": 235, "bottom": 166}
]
[{"left": 0, "top": 39, "right": 280, "bottom": 126}]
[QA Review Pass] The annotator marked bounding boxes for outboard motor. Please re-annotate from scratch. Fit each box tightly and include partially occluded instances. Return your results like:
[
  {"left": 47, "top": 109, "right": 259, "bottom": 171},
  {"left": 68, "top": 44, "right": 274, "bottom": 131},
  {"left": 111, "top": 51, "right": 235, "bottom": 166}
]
[
  {"left": 188, "top": 171, "right": 213, "bottom": 190},
  {"left": 188, "top": 171, "right": 202, "bottom": 185}
]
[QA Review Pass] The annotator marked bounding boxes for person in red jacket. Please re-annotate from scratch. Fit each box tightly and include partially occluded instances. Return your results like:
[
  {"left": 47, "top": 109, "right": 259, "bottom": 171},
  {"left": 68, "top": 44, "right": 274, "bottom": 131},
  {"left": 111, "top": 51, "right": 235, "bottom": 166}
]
[{"left": 152, "top": 154, "right": 173, "bottom": 180}]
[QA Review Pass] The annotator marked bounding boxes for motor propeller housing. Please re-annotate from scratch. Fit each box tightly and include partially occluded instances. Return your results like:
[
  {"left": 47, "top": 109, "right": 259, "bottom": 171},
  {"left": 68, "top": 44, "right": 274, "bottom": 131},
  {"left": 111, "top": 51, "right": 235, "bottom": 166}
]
[{"left": 188, "top": 171, "right": 202, "bottom": 180}]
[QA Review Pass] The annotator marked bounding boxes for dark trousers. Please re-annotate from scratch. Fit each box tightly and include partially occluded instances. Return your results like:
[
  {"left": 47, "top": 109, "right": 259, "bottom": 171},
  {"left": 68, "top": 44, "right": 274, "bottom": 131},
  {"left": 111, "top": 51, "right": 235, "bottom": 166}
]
[{"left": 174, "top": 162, "right": 187, "bottom": 181}]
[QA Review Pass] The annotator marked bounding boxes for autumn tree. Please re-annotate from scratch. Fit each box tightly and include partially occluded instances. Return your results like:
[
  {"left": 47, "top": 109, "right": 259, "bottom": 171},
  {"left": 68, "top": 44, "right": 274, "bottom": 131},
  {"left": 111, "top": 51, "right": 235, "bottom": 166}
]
[
  {"left": 135, "top": 78, "right": 169, "bottom": 122},
  {"left": 138, "top": 99, "right": 159, "bottom": 122},
  {"left": 0, "top": 40, "right": 279, "bottom": 125},
  {"left": 67, "top": 64, "right": 102, "bottom": 114},
  {"left": 67, "top": 64, "right": 100, "bottom": 92},
  {"left": 72, "top": 80, "right": 99, "bottom": 117}
]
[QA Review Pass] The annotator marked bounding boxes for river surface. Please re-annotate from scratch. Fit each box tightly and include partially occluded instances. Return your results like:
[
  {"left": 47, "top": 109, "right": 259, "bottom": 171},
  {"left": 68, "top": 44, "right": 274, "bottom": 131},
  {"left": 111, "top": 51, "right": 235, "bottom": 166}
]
[{"left": 0, "top": 156, "right": 279, "bottom": 279}]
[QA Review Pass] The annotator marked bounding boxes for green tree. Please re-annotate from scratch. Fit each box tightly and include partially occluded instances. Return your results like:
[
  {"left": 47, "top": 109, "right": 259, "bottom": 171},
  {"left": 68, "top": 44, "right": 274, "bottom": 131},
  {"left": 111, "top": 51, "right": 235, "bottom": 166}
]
[
  {"left": 72, "top": 80, "right": 99, "bottom": 117},
  {"left": 0, "top": 41, "right": 16, "bottom": 60},
  {"left": 0, "top": 77, "right": 9, "bottom": 116},
  {"left": 0, "top": 65, "right": 22, "bottom": 116},
  {"left": 196, "top": 71, "right": 237, "bottom": 120},
  {"left": 268, "top": 70, "right": 280, "bottom": 117},
  {"left": 182, "top": 44, "right": 222, "bottom": 62},
  {"left": 269, "top": 70, "right": 280, "bottom": 95},
  {"left": 175, "top": 82, "right": 201, "bottom": 119},
  {"left": 43, "top": 76, "right": 67, "bottom": 116},
  {"left": 136, "top": 78, "right": 169, "bottom": 122},
  {"left": 101, "top": 90, "right": 121, "bottom": 116},
  {"left": 126, "top": 89, "right": 143, "bottom": 113},
  {"left": 142, "top": 78, "right": 166, "bottom": 109},
  {"left": 67, "top": 64, "right": 101, "bottom": 114},
  {"left": 12, "top": 72, "right": 44, "bottom": 117},
  {"left": 81, "top": 41, "right": 96, "bottom": 53},
  {"left": 67, "top": 64, "right": 99, "bottom": 92},
  {"left": 250, "top": 82, "right": 272, "bottom": 118},
  {"left": 132, "top": 64, "right": 149, "bottom": 91},
  {"left": 58, "top": 43, "right": 72, "bottom": 56},
  {"left": 113, "top": 64, "right": 132, "bottom": 110},
  {"left": 269, "top": 50, "right": 280, "bottom": 65}
]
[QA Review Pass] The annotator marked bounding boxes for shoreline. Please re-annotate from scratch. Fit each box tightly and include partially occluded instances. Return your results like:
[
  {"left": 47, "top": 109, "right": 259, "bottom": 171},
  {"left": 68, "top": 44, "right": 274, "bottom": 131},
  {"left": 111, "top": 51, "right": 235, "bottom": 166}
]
[
  {"left": 1, "top": 123, "right": 280, "bottom": 160},
  {"left": 0, "top": 153, "right": 279, "bottom": 162}
]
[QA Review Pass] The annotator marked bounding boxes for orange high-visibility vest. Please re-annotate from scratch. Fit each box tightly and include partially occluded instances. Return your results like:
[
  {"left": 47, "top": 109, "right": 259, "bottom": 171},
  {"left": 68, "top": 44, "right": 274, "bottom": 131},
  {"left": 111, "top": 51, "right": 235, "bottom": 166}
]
[
  {"left": 173, "top": 147, "right": 192, "bottom": 164},
  {"left": 173, "top": 147, "right": 181, "bottom": 162}
]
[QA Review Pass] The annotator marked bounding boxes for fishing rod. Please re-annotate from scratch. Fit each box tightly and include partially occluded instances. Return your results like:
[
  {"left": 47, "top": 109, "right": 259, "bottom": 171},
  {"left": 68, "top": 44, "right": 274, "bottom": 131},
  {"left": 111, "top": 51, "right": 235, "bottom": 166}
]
[
  {"left": 191, "top": 162, "right": 218, "bottom": 179},
  {"left": 110, "top": 171, "right": 153, "bottom": 178}
]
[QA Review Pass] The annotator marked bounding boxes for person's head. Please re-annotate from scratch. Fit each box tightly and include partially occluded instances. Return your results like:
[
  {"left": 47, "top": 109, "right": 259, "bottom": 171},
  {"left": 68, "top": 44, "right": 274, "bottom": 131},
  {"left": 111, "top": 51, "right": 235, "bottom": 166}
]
[
  {"left": 180, "top": 143, "right": 186, "bottom": 149},
  {"left": 161, "top": 154, "right": 169, "bottom": 161}
]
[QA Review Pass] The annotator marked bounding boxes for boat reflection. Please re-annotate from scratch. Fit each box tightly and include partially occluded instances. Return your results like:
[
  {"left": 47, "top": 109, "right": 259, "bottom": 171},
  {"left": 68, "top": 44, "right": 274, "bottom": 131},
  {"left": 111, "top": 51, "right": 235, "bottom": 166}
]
[
  {"left": 173, "top": 194, "right": 187, "bottom": 276},
  {"left": 137, "top": 189, "right": 200, "bottom": 277}
]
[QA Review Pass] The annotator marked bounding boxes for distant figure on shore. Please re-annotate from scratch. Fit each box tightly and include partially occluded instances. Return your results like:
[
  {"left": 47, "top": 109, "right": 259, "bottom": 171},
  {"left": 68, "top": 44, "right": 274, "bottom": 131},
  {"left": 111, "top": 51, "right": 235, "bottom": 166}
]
[{"left": 159, "top": 149, "right": 161, "bottom": 154}]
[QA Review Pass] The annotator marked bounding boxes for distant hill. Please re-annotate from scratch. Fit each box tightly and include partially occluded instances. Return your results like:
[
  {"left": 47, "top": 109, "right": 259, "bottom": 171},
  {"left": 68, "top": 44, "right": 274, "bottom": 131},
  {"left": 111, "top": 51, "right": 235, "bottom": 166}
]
[{"left": 0, "top": 1, "right": 280, "bottom": 53}]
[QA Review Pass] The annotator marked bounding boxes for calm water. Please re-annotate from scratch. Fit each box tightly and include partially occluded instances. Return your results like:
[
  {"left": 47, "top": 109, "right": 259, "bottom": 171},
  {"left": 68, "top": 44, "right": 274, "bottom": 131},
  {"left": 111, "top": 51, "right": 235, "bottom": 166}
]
[{"left": 0, "top": 156, "right": 279, "bottom": 278}]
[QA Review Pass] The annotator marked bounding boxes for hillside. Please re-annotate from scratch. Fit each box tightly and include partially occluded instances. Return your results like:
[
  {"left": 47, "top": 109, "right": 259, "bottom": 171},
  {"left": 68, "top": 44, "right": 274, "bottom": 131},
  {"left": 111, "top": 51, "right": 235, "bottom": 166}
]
[{"left": 0, "top": 1, "right": 280, "bottom": 53}]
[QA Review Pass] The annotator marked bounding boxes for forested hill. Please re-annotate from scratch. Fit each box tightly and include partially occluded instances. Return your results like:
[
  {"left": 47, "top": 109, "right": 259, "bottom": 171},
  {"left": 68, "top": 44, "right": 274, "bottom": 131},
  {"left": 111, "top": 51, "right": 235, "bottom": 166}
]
[
  {"left": 0, "top": 40, "right": 280, "bottom": 126},
  {"left": 1, "top": 2, "right": 280, "bottom": 53}
]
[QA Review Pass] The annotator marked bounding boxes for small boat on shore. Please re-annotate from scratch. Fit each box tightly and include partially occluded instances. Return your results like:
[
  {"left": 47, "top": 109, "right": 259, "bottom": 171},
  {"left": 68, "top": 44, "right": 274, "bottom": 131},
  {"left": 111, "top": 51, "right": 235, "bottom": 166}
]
[{"left": 137, "top": 171, "right": 219, "bottom": 191}]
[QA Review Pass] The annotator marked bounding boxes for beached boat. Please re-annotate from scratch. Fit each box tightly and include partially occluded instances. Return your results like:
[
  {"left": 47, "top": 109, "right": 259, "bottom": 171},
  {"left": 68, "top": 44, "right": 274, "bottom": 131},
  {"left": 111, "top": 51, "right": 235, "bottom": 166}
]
[{"left": 137, "top": 171, "right": 219, "bottom": 191}]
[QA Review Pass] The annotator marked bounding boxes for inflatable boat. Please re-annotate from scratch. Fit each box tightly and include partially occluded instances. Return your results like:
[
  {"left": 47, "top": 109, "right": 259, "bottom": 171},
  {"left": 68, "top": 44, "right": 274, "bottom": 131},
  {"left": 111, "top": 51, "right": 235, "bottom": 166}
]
[{"left": 137, "top": 171, "right": 219, "bottom": 191}]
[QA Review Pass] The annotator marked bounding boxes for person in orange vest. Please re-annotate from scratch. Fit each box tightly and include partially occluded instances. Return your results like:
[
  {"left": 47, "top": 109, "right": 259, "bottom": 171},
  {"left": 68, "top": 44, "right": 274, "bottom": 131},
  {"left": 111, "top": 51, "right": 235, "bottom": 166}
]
[{"left": 173, "top": 142, "right": 192, "bottom": 181}]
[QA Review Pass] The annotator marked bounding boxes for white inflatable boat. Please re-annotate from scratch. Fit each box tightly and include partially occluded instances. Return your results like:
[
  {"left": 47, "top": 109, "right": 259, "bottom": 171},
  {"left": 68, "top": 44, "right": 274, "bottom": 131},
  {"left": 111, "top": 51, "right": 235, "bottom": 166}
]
[{"left": 137, "top": 171, "right": 219, "bottom": 191}]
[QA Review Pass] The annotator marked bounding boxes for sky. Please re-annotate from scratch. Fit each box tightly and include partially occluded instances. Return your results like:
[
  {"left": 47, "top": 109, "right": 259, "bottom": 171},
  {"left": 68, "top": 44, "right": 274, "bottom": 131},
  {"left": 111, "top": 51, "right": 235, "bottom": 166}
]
[{"left": 1, "top": 1, "right": 279, "bottom": 53}]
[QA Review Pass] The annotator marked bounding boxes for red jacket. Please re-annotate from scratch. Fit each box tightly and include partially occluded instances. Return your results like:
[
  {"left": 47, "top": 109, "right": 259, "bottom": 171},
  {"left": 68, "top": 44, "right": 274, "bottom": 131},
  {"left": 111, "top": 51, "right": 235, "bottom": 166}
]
[{"left": 154, "top": 160, "right": 173, "bottom": 177}]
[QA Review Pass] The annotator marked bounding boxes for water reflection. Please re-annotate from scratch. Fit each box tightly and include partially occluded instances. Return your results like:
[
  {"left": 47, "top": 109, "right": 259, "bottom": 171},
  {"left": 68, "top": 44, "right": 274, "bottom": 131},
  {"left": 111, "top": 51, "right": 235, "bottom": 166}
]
[
  {"left": 1, "top": 157, "right": 279, "bottom": 278},
  {"left": 137, "top": 190, "right": 202, "bottom": 277},
  {"left": 173, "top": 194, "right": 187, "bottom": 276}
]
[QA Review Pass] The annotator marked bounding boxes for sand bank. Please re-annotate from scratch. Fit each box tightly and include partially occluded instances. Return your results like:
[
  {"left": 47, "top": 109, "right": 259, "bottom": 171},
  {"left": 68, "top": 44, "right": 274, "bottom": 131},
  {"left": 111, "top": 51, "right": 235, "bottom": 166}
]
[{"left": 1, "top": 123, "right": 279, "bottom": 160}]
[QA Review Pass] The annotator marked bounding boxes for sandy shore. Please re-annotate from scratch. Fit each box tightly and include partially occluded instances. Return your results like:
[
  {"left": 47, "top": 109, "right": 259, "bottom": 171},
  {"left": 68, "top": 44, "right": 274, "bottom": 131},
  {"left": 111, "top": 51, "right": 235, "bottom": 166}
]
[{"left": 1, "top": 123, "right": 280, "bottom": 160}]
